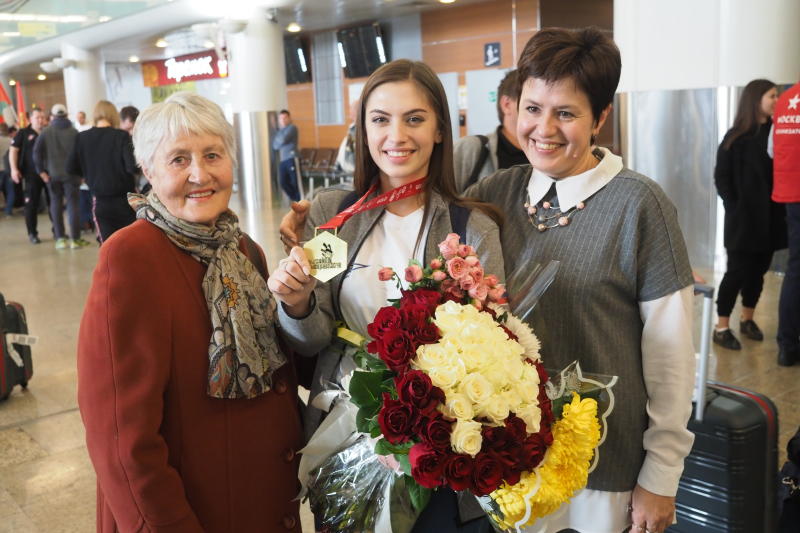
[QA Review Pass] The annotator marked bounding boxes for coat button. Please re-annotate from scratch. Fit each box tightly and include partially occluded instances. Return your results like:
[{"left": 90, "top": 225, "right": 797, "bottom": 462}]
[
  {"left": 283, "top": 448, "right": 295, "bottom": 462},
  {"left": 282, "top": 514, "right": 297, "bottom": 529},
  {"left": 274, "top": 380, "right": 288, "bottom": 394}
]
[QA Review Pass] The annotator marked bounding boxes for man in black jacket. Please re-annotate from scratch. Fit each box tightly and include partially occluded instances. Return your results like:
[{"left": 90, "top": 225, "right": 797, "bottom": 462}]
[{"left": 9, "top": 108, "right": 47, "bottom": 243}]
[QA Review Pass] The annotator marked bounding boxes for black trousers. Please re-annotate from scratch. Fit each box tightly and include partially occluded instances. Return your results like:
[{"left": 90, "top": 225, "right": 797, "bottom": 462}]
[
  {"left": 717, "top": 250, "right": 774, "bottom": 317},
  {"left": 23, "top": 174, "right": 50, "bottom": 237},
  {"left": 93, "top": 195, "right": 135, "bottom": 244},
  {"left": 411, "top": 489, "right": 493, "bottom": 533},
  {"left": 778, "top": 203, "right": 800, "bottom": 351}
]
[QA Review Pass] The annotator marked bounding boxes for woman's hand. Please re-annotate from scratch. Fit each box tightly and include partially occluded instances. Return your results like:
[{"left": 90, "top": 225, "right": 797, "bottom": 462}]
[
  {"left": 267, "top": 246, "right": 316, "bottom": 317},
  {"left": 629, "top": 484, "right": 675, "bottom": 533},
  {"left": 279, "top": 200, "right": 310, "bottom": 254}
]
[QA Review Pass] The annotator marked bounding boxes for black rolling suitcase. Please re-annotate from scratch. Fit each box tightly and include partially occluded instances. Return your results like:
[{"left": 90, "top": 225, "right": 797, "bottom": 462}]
[
  {"left": 0, "top": 292, "right": 34, "bottom": 401},
  {"left": 668, "top": 284, "right": 779, "bottom": 532}
]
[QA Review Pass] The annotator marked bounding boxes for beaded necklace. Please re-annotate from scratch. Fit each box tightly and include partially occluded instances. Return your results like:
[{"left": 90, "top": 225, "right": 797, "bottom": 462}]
[{"left": 523, "top": 194, "right": 586, "bottom": 232}]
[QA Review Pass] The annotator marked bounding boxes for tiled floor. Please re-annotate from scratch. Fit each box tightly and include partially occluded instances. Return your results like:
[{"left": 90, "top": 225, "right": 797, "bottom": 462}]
[{"left": 0, "top": 200, "right": 798, "bottom": 532}]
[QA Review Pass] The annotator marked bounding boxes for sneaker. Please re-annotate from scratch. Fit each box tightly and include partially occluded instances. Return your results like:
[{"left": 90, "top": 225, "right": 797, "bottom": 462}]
[
  {"left": 69, "top": 238, "right": 91, "bottom": 249},
  {"left": 739, "top": 319, "right": 764, "bottom": 341},
  {"left": 778, "top": 347, "right": 799, "bottom": 367},
  {"left": 28, "top": 234, "right": 41, "bottom": 244},
  {"left": 713, "top": 328, "right": 742, "bottom": 350},
  {"left": 55, "top": 238, "right": 68, "bottom": 250}
]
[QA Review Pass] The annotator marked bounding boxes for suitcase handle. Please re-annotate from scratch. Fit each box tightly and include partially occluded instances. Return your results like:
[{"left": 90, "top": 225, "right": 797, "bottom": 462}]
[{"left": 693, "top": 283, "right": 714, "bottom": 422}]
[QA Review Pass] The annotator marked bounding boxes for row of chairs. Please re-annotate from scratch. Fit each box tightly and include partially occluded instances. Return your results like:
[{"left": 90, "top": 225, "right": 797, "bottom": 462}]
[{"left": 293, "top": 148, "right": 353, "bottom": 200}]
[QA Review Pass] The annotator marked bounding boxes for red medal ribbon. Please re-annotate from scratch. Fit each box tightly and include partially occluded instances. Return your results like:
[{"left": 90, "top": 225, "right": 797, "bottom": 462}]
[{"left": 317, "top": 177, "right": 426, "bottom": 230}]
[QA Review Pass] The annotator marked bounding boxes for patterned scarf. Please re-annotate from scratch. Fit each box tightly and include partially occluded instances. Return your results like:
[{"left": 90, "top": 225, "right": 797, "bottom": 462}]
[{"left": 128, "top": 193, "right": 286, "bottom": 399}]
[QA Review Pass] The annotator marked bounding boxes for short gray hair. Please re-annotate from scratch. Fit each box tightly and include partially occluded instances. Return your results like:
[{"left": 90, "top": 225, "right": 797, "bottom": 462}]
[{"left": 132, "top": 92, "right": 236, "bottom": 172}]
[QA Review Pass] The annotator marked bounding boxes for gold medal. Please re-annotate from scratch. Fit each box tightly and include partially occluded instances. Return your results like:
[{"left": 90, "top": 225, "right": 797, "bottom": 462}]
[{"left": 304, "top": 229, "right": 348, "bottom": 282}]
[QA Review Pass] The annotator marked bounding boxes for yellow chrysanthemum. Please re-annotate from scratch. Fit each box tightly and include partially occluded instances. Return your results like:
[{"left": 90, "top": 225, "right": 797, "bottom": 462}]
[{"left": 489, "top": 393, "right": 601, "bottom": 530}]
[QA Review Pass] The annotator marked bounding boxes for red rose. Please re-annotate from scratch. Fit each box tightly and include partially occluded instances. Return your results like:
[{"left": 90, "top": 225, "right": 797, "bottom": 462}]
[
  {"left": 421, "top": 414, "right": 452, "bottom": 451},
  {"left": 409, "top": 442, "right": 446, "bottom": 489},
  {"left": 396, "top": 370, "right": 445, "bottom": 415},
  {"left": 367, "top": 306, "right": 402, "bottom": 341},
  {"left": 534, "top": 361, "right": 549, "bottom": 385},
  {"left": 472, "top": 452, "right": 504, "bottom": 496},
  {"left": 399, "top": 303, "right": 431, "bottom": 330},
  {"left": 378, "top": 393, "right": 417, "bottom": 444},
  {"left": 504, "top": 414, "right": 527, "bottom": 442},
  {"left": 519, "top": 433, "right": 547, "bottom": 470},
  {"left": 444, "top": 454, "right": 474, "bottom": 491},
  {"left": 401, "top": 288, "right": 443, "bottom": 312},
  {"left": 376, "top": 330, "right": 416, "bottom": 374},
  {"left": 414, "top": 322, "right": 441, "bottom": 344}
]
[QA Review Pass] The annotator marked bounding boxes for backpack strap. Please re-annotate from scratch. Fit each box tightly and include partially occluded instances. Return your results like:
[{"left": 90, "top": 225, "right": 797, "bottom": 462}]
[
  {"left": 448, "top": 203, "right": 470, "bottom": 244},
  {"left": 465, "top": 135, "right": 490, "bottom": 189}
]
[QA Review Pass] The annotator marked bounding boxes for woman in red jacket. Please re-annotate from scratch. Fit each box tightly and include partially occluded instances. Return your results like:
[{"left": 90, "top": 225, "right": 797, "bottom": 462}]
[{"left": 78, "top": 92, "right": 303, "bottom": 532}]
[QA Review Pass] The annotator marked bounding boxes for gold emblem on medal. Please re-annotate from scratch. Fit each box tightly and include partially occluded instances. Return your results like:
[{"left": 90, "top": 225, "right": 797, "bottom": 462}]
[{"left": 304, "top": 231, "right": 347, "bottom": 282}]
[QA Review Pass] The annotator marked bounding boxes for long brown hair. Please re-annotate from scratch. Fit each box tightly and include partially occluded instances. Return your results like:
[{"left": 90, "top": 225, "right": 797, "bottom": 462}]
[
  {"left": 722, "top": 79, "right": 775, "bottom": 150},
  {"left": 353, "top": 60, "right": 501, "bottom": 249}
]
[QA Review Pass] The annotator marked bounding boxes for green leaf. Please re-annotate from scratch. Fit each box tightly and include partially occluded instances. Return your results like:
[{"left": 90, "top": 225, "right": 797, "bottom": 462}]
[
  {"left": 349, "top": 370, "right": 385, "bottom": 410},
  {"left": 356, "top": 406, "right": 379, "bottom": 434},
  {"left": 398, "top": 453, "right": 412, "bottom": 476},
  {"left": 406, "top": 476, "right": 432, "bottom": 513},
  {"left": 369, "top": 418, "right": 382, "bottom": 438},
  {"left": 374, "top": 438, "right": 413, "bottom": 456}
]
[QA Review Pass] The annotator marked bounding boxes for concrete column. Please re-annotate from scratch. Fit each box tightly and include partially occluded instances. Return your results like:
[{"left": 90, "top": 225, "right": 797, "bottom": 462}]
[
  {"left": 227, "top": 6, "right": 287, "bottom": 229},
  {"left": 60, "top": 43, "right": 106, "bottom": 124}
]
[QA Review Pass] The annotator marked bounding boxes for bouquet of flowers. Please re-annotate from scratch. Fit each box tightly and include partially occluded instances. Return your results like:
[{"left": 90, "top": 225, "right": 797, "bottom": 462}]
[{"left": 302, "top": 233, "right": 615, "bottom": 533}]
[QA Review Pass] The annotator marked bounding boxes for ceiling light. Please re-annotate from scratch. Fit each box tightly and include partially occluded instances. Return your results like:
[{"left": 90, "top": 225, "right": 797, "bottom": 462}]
[
  {"left": 2, "top": 31, "right": 20, "bottom": 37},
  {"left": 286, "top": 22, "right": 301, "bottom": 33},
  {"left": 37, "top": 74, "right": 46, "bottom": 81},
  {"left": 52, "top": 57, "right": 75, "bottom": 69},
  {"left": 9, "top": 79, "right": 16, "bottom": 86},
  {"left": 0, "top": 13, "right": 88, "bottom": 23},
  {"left": 98, "top": 16, "right": 111, "bottom": 22},
  {"left": 129, "top": 55, "right": 140, "bottom": 63},
  {"left": 155, "top": 38, "right": 168, "bottom": 48},
  {"left": 438, "top": 0, "right": 456, "bottom": 3},
  {"left": 203, "top": 40, "right": 215, "bottom": 49},
  {"left": 40, "top": 61, "right": 58, "bottom": 73}
]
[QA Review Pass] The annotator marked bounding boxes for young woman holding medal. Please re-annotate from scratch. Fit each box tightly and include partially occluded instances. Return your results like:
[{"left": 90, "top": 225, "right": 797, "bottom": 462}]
[{"left": 269, "top": 59, "right": 502, "bottom": 532}]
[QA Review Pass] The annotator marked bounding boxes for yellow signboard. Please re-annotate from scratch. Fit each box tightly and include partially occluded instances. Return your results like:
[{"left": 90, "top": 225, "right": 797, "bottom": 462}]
[{"left": 18, "top": 22, "right": 56, "bottom": 38}]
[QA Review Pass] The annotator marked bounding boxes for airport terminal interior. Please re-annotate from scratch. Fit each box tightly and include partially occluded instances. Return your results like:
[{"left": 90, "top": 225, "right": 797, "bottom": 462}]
[{"left": 1, "top": 0, "right": 799, "bottom": 531}]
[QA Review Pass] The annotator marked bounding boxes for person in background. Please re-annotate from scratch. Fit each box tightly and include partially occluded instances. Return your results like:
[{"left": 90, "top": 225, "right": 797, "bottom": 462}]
[
  {"left": 713, "top": 79, "right": 786, "bottom": 351},
  {"left": 453, "top": 69, "right": 528, "bottom": 193},
  {"left": 335, "top": 98, "right": 359, "bottom": 176},
  {"left": 0, "top": 123, "right": 13, "bottom": 217},
  {"left": 772, "top": 79, "right": 800, "bottom": 367},
  {"left": 78, "top": 92, "right": 303, "bottom": 532},
  {"left": 9, "top": 107, "right": 47, "bottom": 243},
  {"left": 273, "top": 109, "right": 300, "bottom": 202},
  {"left": 119, "top": 105, "right": 139, "bottom": 135},
  {"left": 67, "top": 100, "right": 138, "bottom": 243},
  {"left": 33, "top": 103, "right": 90, "bottom": 250},
  {"left": 75, "top": 110, "right": 91, "bottom": 132}
]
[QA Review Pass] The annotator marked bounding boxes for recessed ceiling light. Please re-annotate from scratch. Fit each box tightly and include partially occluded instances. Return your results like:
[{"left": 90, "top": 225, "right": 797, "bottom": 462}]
[
  {"left": 155, "top": 38, "right": 168, "bottom": 48},
  {"left": 9, "top": 79, "right": 16, "bottom": 86},
  {"left": 37, "top": 73, "right": 46, "bottom": 81},
  {"left": 129, "top": 55, "right": 140, "bottom": 63},
  {"left": 286, "top": 22, "right": 301, "bottom": 33},
  {"left": 203, "top": 40, "right": 215, "bottom": 49},
  {"left": 439, "top": 0, "right": 456, "bottom": 3},
  {"left": 98, "top": 16, "right": 111, "bottom": 22},
  {"left": 2, "top": 31, "right": 20, "bottom": 37}
]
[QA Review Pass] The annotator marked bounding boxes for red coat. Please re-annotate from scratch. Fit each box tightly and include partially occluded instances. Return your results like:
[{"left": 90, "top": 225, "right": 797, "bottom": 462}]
[
  {"left": 773, "top": 81, "right": 800, "bottom": 203},
  {"left": 78, "top": 220, "right": 303, "bottom": 533}
]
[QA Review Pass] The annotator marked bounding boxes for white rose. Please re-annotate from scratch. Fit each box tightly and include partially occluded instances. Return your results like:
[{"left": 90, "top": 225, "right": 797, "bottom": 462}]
[
  {"left": 479, "top": 396, "right": 510, "bottom": 425},
  {"left": 428, "top": 358, "right": 466, "bottom": 391},
  {"left": 440, "top": 392, "right": 475, "bottom": 420},
  {"left": 459, "top": 372, "right": 493, "bottom": 405},
  {"left": 517, "top": 404, "right": 542, "bottom": 434},
  {"left": 450, "top": 419, "right": 483, "bottom": 457}
]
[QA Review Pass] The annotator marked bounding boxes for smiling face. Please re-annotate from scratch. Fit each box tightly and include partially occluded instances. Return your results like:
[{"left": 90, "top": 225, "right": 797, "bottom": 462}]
[
  {"left": 144, "top": 133, "right": 233, "bottom": 226},
  {"left": 517, "top": 77, "right": 610, "bottom": 179},
  {"left": 364, "top": 80, "right": 442, "bottom": 190}
]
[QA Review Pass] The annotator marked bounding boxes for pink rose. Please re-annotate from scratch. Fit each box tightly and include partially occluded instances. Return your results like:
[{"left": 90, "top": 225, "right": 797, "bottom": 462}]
[
  {"left": 470, "top": 267, "right": 484, "bottom": 284},
  {"left": 445, "top": 285, "right": 465, "bottom": 301},
  {"left": 457, "top": 244, "right": 474, "bottom": 258},
  {"left": 430, "top": 258, "right": 443, "bottom": 270},
  {"left": 446, "top": 257, "right": 468, "bottom": 280},
  {"left": 445, "top": 232, "right": 461, "bottom": 243},
  {"left": 468, "top": 284, "right": 488, "bottom": 301},
  {"left": 438, "top": 239, "right": 459, "bottom": 260},
  {"left": 432, "top": 270, "right": 447, "bottom": 282},
  {"left": 404, "top": 264, "right": 423, "bottom": 283},
  {"left": 459, "top": 275, "right": 476, "bottom": 291},
  {"left": 465, "top": 256, "right": 479, "bottom": 267},
  {"left": 484, "top": 274, "right": 499, "bottom": 287},
  {"left": 488, "top": 287, "right": 506, "bottom": 302},
  {"left": 378, "top": 267, "right": 395, "bottom": 282}
]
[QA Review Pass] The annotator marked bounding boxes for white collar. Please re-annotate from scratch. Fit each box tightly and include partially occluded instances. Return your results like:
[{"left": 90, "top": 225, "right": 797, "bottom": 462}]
[{"left": 526, "top": 147, "right": 624, "bottom": 210}]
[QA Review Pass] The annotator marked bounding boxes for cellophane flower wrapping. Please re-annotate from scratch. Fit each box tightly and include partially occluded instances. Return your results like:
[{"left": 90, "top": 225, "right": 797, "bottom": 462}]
[{"left": 303, "top": 233, "right": 615, "bottom": 533}]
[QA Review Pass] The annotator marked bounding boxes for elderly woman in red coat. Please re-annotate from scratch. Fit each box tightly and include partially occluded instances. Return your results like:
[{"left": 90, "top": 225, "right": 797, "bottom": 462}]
[{"left": 77, "top": 92, "right": 303, "bottom": 532}]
